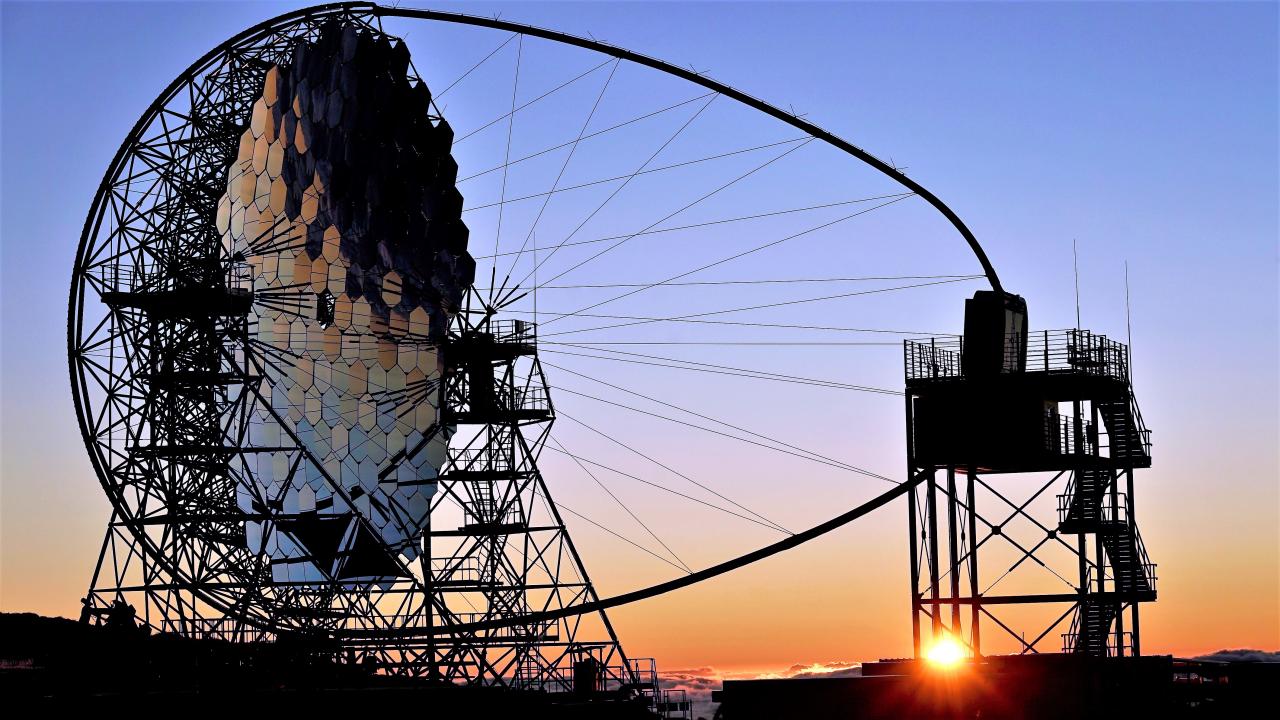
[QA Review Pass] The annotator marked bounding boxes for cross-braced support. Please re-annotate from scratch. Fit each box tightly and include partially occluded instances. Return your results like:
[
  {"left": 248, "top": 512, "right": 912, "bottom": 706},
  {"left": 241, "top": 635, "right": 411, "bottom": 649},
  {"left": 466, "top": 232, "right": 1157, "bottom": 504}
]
[
  {"left": 419, "top": 294, "right": 639, "bottom": 691},
  {"left": 904, "top": 294, "right": 1156, "bottom": 659}
]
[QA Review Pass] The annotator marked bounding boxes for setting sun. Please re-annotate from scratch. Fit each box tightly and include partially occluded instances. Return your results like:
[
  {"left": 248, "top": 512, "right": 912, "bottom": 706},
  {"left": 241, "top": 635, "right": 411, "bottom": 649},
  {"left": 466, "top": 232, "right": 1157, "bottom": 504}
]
[{"left": 925, "top": 637, "right": 966, "bottom": 669}]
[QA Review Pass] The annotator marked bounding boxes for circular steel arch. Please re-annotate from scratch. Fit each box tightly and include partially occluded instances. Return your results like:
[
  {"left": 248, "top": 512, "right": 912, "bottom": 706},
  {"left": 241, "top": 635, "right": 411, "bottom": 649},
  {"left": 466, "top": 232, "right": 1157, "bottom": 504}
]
[
  {"left": 375, "top": 2, "right": 1004, "bottom": 293},
  {"left": 68, "top": 2, "right": 1004, "bottom": 636}
]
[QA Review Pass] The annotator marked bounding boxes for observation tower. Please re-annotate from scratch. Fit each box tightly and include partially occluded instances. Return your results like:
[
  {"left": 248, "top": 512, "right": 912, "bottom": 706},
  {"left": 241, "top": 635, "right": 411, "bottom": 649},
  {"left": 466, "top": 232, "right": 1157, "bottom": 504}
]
[{"left": 904, "top": 291, "right": 1155, "bottom": 657}]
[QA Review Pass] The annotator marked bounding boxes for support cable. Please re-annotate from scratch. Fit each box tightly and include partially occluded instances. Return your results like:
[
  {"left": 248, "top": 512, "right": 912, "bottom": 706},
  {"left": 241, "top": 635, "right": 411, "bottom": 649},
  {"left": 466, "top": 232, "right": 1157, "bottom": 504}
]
[
  {"left": 541, "top": 347, "right": 899, "bottom": 395},
  {"left": 550, "top": 341, "right": 900, "bottom": 346},
  {"left": 482, "top": 273, "right": 979, "bottom": 289},
  {"left": 498, "top": 93, "right": 719, "bottom": 304},
  {"left": 342, "top": 472, "right": 921, "bottom": 638},
  {"left": 472, "top": 194, "right": 917, "bottom": 260},
  {"left": 455, "top": 55, "right": 613, "bottom": 145},
  {"left": 531, "top": 194, "right": 918, "bottom": 329},
  {"left": 550, "top": 435, "right": 694, "bottom": 574},
  {"left": 508, "top": 308, "right": 958, "bottom": 336},
  {"left": 555, "top": 409, "right": 791, "bottom": 534},
  {"left": 533, "top": 486, "right": 689, "bottom": 575},
  {"left": 541, "top": 275, "right": 973, "bottom": 339},
  {"left": 457, "top": 92, "right": 715, "bottom": 184},
  {"left": 548, "top": 360, "right": 886, "bottom": 501},
  {"left": 487, "top": 34, "right": 523, "bottom": 300},
  {"left": 520, "top": 138, "right": 813, "bottom": 298},
  {"left": 495, "top": 58, "right": 622, "bottom": 300},
  {"left": 540, "top": 441, "right": 790, "bottom": 533},
  {"left": 550, "top": 383, "right": 895, "bottom": 483},
  {"left": 433, "top": 33, "right": 518, "bottom": 100},
  {"left": 465, "top": 136, "right": 808, "bottom": 213}
]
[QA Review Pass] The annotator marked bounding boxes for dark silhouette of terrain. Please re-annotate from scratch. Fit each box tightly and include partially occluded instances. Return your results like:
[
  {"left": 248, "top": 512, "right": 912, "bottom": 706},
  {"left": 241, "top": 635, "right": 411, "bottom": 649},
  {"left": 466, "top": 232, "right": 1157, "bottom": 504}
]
[
  {"left": 6, "top": 612, "right": 1275, "bottom": 716},
  {"left": 0, "top": 612, "right": 652, "bottom": 717},
  {"left": 2, "top": 611, "right": 366, "bottom": 696}
]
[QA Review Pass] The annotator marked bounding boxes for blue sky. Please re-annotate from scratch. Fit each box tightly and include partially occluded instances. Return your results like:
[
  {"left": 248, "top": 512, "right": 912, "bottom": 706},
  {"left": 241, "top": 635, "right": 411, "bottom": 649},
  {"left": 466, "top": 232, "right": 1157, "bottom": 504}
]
[{"left": 2, "top": 1, "right": 1276, "bottom": 666}]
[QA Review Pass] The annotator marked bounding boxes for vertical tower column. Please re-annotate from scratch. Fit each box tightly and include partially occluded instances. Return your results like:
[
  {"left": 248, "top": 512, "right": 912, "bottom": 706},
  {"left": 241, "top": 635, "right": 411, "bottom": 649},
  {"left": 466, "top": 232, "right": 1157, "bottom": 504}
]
[{"left": 425, "top": 314, "right": 635, "bottom": 690}]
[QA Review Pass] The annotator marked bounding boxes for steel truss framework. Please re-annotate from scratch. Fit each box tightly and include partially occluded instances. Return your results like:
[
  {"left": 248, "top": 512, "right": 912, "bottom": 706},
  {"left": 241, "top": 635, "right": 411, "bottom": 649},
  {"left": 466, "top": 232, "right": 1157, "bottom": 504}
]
[
  {"left": 75, "top": 8, "right": 382, "bottom": 640},
  {"left": 904, "top": 330, "right": 1157, "bottom": 658},
  {"left": 70, "top": 4, "right": 646, "bottom": 692},
  {"left": 405, "top": 292, "right": 638, "bottom": 689}
]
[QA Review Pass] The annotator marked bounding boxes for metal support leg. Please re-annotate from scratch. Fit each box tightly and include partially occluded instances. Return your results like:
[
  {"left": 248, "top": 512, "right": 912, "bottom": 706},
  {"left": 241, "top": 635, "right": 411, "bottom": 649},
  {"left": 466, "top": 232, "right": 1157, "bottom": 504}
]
[
  {"left": 909, "top": 481, "right": 921, "bottom": 658},
  {"left": 1111, "top": 468, "right": 1125, "bottom": 657},
  {"left": 926, "top": 470, "right": 941, "bottom": 640},
  {"left": 905, "top": 395, "right": 923, "bottom": 658},
  {"left": 1127, "top": 468, "right": 1141, "bottom": 656},
  {"left": 967, "top": 470, "right": 981, "bottom": 656},
  {"left": 946, "top": 467, "right": 961, "bottom": 635}
]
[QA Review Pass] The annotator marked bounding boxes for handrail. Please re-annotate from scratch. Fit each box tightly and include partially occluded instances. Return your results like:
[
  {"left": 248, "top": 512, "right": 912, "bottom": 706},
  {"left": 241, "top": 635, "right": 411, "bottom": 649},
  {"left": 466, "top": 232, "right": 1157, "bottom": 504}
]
[
  {"left": 906, "top": 328, "right": 1132, "bottom": 382},
  {"left": 1045, "top": 409, "right": 1094, "bottom": 457},
  {"left": 448, "top": 446, "right": 513, "bottom": 472},
  {"left": 1127, "top": 521, "right": 1158, "bottom": 591}
]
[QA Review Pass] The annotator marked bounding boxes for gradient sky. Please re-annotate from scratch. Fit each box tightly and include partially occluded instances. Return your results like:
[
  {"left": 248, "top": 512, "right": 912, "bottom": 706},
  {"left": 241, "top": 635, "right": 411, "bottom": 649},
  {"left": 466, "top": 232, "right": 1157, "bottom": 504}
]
[{"left": 2, "top": 1, "right": 1277, "bottom": 675}]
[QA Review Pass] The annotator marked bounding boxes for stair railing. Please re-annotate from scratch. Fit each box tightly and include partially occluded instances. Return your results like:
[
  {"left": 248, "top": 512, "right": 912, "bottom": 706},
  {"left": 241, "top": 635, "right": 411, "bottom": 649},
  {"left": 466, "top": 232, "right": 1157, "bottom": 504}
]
[
  {"left": 1129, "top": 396, "right": 1153, "bottom": 457},
  {"left": 1112, "top": 631, "right": 1135, "bottom": 657},
  {"left": 1061, "top": 580, "right": 1094, "bottom": 653},
  {"left": 1061, "top": 606, "right": 1084, "bottom": 653},
  {"left": 1046, "top": 410, "right": 1095, "bottom": 459},
  {"left": 1056, "top": 472, "right": 1079, "bottom": 527},
  {"left": 1099, "top": 498, "right": 1158, "bottom": 592},
  {"left": 1094, "top": 396, "right": 1152, "bottom": 463},
  {"left": 1130, "top": 522, "right": 1158, "bottom": 592},
  {"left": 1057, "top": 468, "right": 1112, "bottom": 527}
]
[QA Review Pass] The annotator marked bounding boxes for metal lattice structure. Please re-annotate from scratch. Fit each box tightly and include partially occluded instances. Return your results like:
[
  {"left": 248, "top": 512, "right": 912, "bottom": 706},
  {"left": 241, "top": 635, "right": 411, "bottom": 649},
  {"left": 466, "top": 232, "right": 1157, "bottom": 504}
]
[
  {"left": 70, "top": 5, "right": 644, "bottom": 693},
  {"left": 903, "top": 294, "right": 1156, "bottom": 659}
]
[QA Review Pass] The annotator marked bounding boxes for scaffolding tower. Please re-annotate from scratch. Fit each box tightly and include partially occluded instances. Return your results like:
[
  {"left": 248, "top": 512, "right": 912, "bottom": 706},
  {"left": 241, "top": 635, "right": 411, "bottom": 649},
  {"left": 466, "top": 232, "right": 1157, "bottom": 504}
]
[
  {"left": 420, "top": 297, "right": 658, "bottom": 698},
  {"left": 904, "top": 291, "right": 1155, "bottom": 658}
]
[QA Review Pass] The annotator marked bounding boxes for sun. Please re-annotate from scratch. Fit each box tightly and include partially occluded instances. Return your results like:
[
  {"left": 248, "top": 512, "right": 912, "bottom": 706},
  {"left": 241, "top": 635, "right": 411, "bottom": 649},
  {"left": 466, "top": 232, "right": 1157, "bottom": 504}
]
[{"left": 925, "top": 636, "right": 966, "bottom": 669}]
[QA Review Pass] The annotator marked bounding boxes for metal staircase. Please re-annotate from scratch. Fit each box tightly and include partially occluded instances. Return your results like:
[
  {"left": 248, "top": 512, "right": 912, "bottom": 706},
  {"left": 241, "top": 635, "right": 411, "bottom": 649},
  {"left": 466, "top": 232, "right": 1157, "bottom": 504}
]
[
  {"left": 1065, "top": 579, "right": 1119, "bottom": 656},
  {"left": 1096, "top": 397, "right": 1152, "bottom": 467},
  {"left": 1059, "top": 475, "right": 1156, "bottom": 655},
  {"left": 1100, "top": 501, "right": 1156, "bottom": 596},
  {"left": 1058, "top": 467, "right": 1110, "bottom": 533},
  {"left": 1057, "top": 392, "right": 1156, "bottom": 656}
]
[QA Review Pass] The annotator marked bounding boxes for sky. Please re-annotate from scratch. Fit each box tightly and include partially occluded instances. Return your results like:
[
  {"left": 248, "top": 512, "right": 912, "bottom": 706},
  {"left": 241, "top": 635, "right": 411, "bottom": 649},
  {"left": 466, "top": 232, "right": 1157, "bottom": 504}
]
[{"left": 1, "top": 0, "right": 1277, "bottom": 681}]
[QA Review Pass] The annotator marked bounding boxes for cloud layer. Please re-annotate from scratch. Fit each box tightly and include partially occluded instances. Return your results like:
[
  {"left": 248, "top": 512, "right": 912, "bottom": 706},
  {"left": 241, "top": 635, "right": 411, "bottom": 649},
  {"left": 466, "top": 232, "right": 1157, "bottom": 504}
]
[
  {"left": 659, "top": 661, "right": 863, "bottom": 719},
  {"left": 1194, "top": 649, "right": 1280, "bottom": 663}
]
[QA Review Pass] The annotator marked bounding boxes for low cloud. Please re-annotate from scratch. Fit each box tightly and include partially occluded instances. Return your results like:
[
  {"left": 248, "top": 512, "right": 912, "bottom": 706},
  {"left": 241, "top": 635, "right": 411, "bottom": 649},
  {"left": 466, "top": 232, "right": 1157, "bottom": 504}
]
[
  {"left": 660, "top": 661, "right": 863, "bottom": 719},
  {"left": 1194, "top": 649, "right": 1280, "bottom": 663}
]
